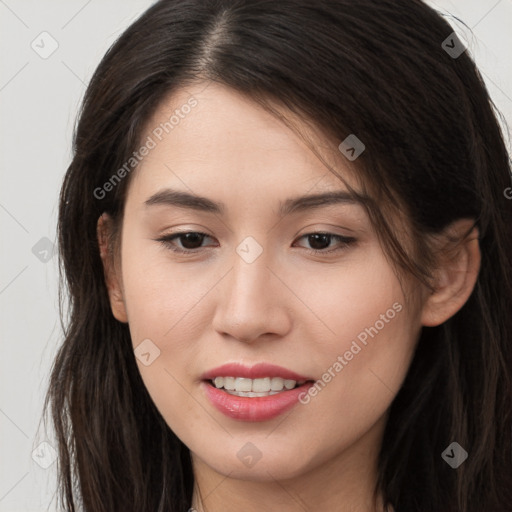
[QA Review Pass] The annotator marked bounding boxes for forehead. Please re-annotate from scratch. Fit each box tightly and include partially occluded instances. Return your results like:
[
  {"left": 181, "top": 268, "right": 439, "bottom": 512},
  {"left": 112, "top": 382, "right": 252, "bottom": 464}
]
[{"left": 126, "top": 82, "right": 361, "bottom": 205}]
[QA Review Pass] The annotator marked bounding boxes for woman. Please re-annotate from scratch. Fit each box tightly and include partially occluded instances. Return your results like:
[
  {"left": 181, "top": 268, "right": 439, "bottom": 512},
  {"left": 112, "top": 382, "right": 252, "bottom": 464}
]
[{"left": 43, "top": 0, "right": 512, "bottom": 510}]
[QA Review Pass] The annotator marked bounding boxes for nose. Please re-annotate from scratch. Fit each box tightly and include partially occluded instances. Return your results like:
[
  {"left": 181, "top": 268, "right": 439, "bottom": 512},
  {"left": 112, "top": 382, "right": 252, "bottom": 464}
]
[{"left": 211, "top": 246, "right": 293, "bottom": 344}]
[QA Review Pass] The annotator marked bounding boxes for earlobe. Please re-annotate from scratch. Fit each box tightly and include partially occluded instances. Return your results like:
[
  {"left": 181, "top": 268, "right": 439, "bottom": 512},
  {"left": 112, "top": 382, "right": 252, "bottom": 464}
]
[
  {"left": 97, "top": 214, "right": 128, "bottom": 323},
  {"left": 420, "top": 220, "right": 481, "bottom": 327}
]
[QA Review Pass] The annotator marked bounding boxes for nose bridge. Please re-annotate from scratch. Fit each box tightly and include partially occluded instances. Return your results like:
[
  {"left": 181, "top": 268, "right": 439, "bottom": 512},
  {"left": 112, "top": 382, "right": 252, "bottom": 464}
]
[
  {"left": 227, "top": 237, "right": 274, "bottom": 317},
  {"left": 232, "top": 243, "right": 269, "bottom": 305},
  {"left": 212, "top": 235, "right": 292, "bottom": 342}
]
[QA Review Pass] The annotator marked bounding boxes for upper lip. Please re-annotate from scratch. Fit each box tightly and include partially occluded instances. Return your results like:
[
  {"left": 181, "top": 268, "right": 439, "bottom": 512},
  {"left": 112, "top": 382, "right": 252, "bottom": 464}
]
[{"left": 201, "top": 362, "right": 313, "bottom": 381}]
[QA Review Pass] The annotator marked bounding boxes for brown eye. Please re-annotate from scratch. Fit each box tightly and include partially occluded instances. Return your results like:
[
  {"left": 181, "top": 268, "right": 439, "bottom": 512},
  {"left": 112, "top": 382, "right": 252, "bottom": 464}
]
[
  {"left": 156, "top": 231, "right": 214, "bottom": 253},
  {"left": 294, "top": 232, "right": 356, "bottom": 254}
]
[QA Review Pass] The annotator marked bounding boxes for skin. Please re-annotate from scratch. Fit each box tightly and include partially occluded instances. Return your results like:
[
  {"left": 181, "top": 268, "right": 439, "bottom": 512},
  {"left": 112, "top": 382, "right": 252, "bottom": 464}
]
[{"left": 98, "top": 82, "right": 480, "bottom": 512}]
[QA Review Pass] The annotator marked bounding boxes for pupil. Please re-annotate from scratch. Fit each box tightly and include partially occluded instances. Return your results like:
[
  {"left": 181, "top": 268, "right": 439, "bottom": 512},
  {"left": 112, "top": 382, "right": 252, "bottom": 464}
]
[
  {"left": 181, "top": 233, "right": 204, "bottom": 249},
  {"left": 309, "top": 233, "right": 330, "bottom": 250}
]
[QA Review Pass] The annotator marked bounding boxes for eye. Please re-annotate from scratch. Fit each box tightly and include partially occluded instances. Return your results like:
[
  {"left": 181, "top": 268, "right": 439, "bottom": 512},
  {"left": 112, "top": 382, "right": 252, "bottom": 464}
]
[
  {"left": 293, "top": 232, "right": 356, "bottom": 255},
  {"left": 156, "top": 231, "right": 216, "bottom": 253}
]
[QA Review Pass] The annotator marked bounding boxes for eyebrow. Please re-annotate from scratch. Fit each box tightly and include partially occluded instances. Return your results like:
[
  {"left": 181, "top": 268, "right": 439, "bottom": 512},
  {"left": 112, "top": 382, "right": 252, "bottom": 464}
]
[{"left": 144, "top": 188, "right": 365, "bottom": 216}]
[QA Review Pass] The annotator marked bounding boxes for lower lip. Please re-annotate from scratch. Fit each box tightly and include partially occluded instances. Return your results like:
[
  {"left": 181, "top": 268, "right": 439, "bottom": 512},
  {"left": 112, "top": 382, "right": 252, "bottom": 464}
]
[{"left": 202, "top": 381, "right": 314, "bottom": 422}]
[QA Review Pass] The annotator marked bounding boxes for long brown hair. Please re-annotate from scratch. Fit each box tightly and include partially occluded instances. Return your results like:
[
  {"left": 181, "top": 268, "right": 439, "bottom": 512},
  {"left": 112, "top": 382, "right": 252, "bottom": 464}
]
[{"left": 43, "top": 0, "right": 512, "bottom": 510}]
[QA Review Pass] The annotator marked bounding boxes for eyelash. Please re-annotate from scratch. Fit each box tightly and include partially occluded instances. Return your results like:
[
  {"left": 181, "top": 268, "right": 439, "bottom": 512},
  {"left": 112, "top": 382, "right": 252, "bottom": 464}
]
[{"left": 155, "top": 231, "right": 356, "bottom": 256}]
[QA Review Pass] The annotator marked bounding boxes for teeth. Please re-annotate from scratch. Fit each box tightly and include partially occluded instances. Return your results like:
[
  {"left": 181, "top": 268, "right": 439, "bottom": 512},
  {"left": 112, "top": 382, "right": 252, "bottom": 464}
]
[
  {"left": 235, "top": 377, "right": 252, "bottom": 392},
  {"left": 284, "top": 379, "right": 297, "bottom": 390},
  {"left": 252, "top": 377, "right": 270, "bottom": 392},
  {"left": 224, "top": 377, "right": 235, "bottom": 390},
  {"left": 271, "top": 377, "right": 285, "bottom": 391},
  {"left": 211, "top": 376, "right": 306, "bottom": 392},
  {"left": 225, "top": 390, "right": 281, "bottom": 397}
]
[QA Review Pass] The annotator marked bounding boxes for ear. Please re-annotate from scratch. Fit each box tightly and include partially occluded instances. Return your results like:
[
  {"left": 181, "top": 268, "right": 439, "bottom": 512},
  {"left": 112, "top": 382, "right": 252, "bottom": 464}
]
[
  {"left": 97, "top": 213, "right": 128, "bottom": 323},
  {"left": 421, "top": 219, "right": 481, "bottom": 327}
]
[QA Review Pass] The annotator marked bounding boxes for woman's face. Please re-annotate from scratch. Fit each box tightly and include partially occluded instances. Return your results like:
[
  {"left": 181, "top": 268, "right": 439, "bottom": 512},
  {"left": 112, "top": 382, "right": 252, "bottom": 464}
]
[{"left": 108, "top": 82, "right": 425, "bottom": 481}]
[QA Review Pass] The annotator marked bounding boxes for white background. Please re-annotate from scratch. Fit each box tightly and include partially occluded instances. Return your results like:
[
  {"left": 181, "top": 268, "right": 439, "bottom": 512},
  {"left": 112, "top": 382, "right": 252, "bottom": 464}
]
[{"left": 1, "top": 1, "right": 511, "bottom": 510}]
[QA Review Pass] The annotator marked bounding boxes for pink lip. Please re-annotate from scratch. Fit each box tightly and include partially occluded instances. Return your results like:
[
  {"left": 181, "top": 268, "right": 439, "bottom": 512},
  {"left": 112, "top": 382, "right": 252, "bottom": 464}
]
[
  {"left": 202, "top": 381, "right": 314, "bottom": 422},
  {"left": 201, "top": 362, "right": 312, "bottom": 381},
  {"left": 200, "top": 362, "right": 315, "bottom": 422}
]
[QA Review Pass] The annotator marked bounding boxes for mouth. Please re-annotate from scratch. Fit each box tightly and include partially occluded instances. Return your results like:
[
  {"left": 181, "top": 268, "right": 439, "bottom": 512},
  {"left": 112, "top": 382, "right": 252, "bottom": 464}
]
[{"left": 200, "top": 362, "right": 316, "bottom": 420}]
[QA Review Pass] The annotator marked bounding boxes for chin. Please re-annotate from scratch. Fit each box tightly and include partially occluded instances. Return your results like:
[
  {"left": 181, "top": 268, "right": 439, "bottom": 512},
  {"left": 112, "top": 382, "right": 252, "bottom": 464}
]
[{"left": 195, "top": 442, "right": 315, "bottom": 482}]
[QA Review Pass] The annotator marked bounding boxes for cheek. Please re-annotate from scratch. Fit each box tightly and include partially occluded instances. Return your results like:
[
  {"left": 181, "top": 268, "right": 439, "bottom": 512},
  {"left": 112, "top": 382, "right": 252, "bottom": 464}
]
[
  {"left": 290, "top": 248, "right": 408, "bottom": 353},
  {"left": 121, "top": 259, "right": 207, "bottom": 429},
  {"left": 118, "top": 241, "right": 213, "bottom": 410},
  {"left": 120, "top": 238, "right": 219, "bottom": 343},
  {"left": 292, "top": 253, "right": 417, "bottom": 420}
]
